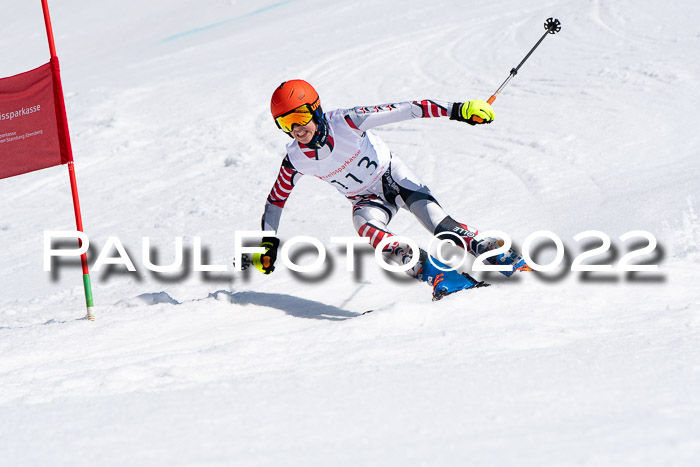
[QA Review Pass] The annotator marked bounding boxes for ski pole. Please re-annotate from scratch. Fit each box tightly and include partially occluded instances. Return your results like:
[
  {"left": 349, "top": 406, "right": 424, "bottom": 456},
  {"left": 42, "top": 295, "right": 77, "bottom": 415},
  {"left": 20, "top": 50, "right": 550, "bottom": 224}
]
[{"left": 471, "top": 17, "right": 561, "bottom": 123}]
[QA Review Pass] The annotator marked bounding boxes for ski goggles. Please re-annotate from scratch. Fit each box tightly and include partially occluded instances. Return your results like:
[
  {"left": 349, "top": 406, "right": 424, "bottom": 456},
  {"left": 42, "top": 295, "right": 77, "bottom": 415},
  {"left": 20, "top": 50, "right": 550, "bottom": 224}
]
[{"left": 274, "top": 100, "right": 321, "bottom": 133}]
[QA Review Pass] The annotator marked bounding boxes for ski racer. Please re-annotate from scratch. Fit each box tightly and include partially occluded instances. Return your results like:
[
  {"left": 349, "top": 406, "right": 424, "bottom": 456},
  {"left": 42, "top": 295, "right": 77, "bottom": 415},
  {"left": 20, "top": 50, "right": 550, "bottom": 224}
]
[{"left": 252, "top": 80, "right": 529, "bottom": 299}]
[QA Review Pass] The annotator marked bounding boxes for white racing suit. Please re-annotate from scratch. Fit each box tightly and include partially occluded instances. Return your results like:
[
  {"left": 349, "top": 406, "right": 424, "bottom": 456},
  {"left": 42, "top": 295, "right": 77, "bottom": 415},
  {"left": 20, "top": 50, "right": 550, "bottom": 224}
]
[{"left": 261, "top": 99, "right": 481, "bottom": 271}]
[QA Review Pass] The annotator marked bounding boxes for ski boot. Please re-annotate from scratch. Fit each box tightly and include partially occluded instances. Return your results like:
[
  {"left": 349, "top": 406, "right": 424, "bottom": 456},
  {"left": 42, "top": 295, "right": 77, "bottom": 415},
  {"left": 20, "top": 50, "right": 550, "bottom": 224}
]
[
  {"left": 416, "top": 255, "right": 489, "bottom": 301},
  {"left": 475, "top": 237, "right": 532, "bottom": 277}
]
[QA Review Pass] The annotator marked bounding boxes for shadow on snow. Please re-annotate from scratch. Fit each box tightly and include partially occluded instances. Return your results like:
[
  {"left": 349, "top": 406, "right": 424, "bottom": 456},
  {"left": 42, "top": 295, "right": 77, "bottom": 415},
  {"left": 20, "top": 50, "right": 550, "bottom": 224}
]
[{"left": 136, "top": 290, "right": 362, "bottom": 321}]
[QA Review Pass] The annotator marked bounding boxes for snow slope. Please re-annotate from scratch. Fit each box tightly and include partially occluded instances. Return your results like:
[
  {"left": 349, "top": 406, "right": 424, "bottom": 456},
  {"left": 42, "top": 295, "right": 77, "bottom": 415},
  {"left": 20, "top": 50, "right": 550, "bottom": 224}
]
[{"left": 1, "top": 0, "right": 699, "bottom": 465}]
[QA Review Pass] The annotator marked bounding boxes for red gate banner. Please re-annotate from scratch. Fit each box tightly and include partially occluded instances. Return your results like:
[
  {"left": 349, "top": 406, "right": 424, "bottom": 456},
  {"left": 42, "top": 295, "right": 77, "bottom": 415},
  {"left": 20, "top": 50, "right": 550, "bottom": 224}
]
[
  {"left": 0, "top": 59, "right": 70, "bottom": 179},
  {"left": 0, "top": 0, "right": 95, "bottom": 320}
]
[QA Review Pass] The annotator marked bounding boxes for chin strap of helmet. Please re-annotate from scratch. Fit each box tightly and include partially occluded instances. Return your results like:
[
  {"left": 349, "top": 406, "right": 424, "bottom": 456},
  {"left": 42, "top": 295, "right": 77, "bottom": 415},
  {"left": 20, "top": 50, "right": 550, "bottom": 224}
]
[
  {"left": 306, "top": 115, "right": 328, "bottom": 149},
  {"left": 304, "top": 106, "right": 328, "bottom": 149}
]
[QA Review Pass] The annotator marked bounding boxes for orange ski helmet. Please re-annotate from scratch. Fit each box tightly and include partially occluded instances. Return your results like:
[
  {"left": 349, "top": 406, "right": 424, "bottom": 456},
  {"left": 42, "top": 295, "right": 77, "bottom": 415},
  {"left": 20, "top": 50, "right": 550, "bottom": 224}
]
[{"left": 270, "top": 80, "right": 324, "bottom": 133}]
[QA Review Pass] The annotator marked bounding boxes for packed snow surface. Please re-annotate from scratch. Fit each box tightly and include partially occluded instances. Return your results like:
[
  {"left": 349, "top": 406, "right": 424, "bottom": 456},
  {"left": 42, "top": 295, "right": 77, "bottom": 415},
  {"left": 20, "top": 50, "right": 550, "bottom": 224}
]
[{"left": 1, "top": 0, "right": 699, "bottom": 465}]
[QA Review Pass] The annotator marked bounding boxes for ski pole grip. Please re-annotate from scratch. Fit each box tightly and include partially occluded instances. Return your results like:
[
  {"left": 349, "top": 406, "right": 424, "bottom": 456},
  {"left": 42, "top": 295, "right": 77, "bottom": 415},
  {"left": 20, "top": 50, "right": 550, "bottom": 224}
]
[{"left": 487, "top": 95, "right": 496, "bottom": 105}]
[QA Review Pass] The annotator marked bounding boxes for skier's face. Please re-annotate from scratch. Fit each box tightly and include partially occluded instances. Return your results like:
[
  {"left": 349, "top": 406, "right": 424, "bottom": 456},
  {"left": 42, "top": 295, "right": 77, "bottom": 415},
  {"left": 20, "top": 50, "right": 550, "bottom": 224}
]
[{"left": 290, "top": 119, "right": 317, "bottom": 144}]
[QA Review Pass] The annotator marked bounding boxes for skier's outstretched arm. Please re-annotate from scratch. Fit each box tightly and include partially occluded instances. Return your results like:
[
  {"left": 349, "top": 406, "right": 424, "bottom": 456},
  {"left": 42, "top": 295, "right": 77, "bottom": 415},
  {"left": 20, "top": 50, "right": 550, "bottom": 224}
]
[
  {"left": 344, "top": 99, "right": 494, "bottom": 132},
  {"left": 255, "top": 155, "right": 302, "bottom": 274}
]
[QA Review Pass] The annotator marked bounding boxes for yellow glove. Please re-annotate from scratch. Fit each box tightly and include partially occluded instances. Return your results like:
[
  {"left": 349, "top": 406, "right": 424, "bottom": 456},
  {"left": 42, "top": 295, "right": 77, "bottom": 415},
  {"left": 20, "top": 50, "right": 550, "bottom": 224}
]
[
  {"left": 450, "top": 100, "right": 495, "bottom": 125},
  {"left": 252, "top": 237, "right": 279, "bottom": 274}
]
